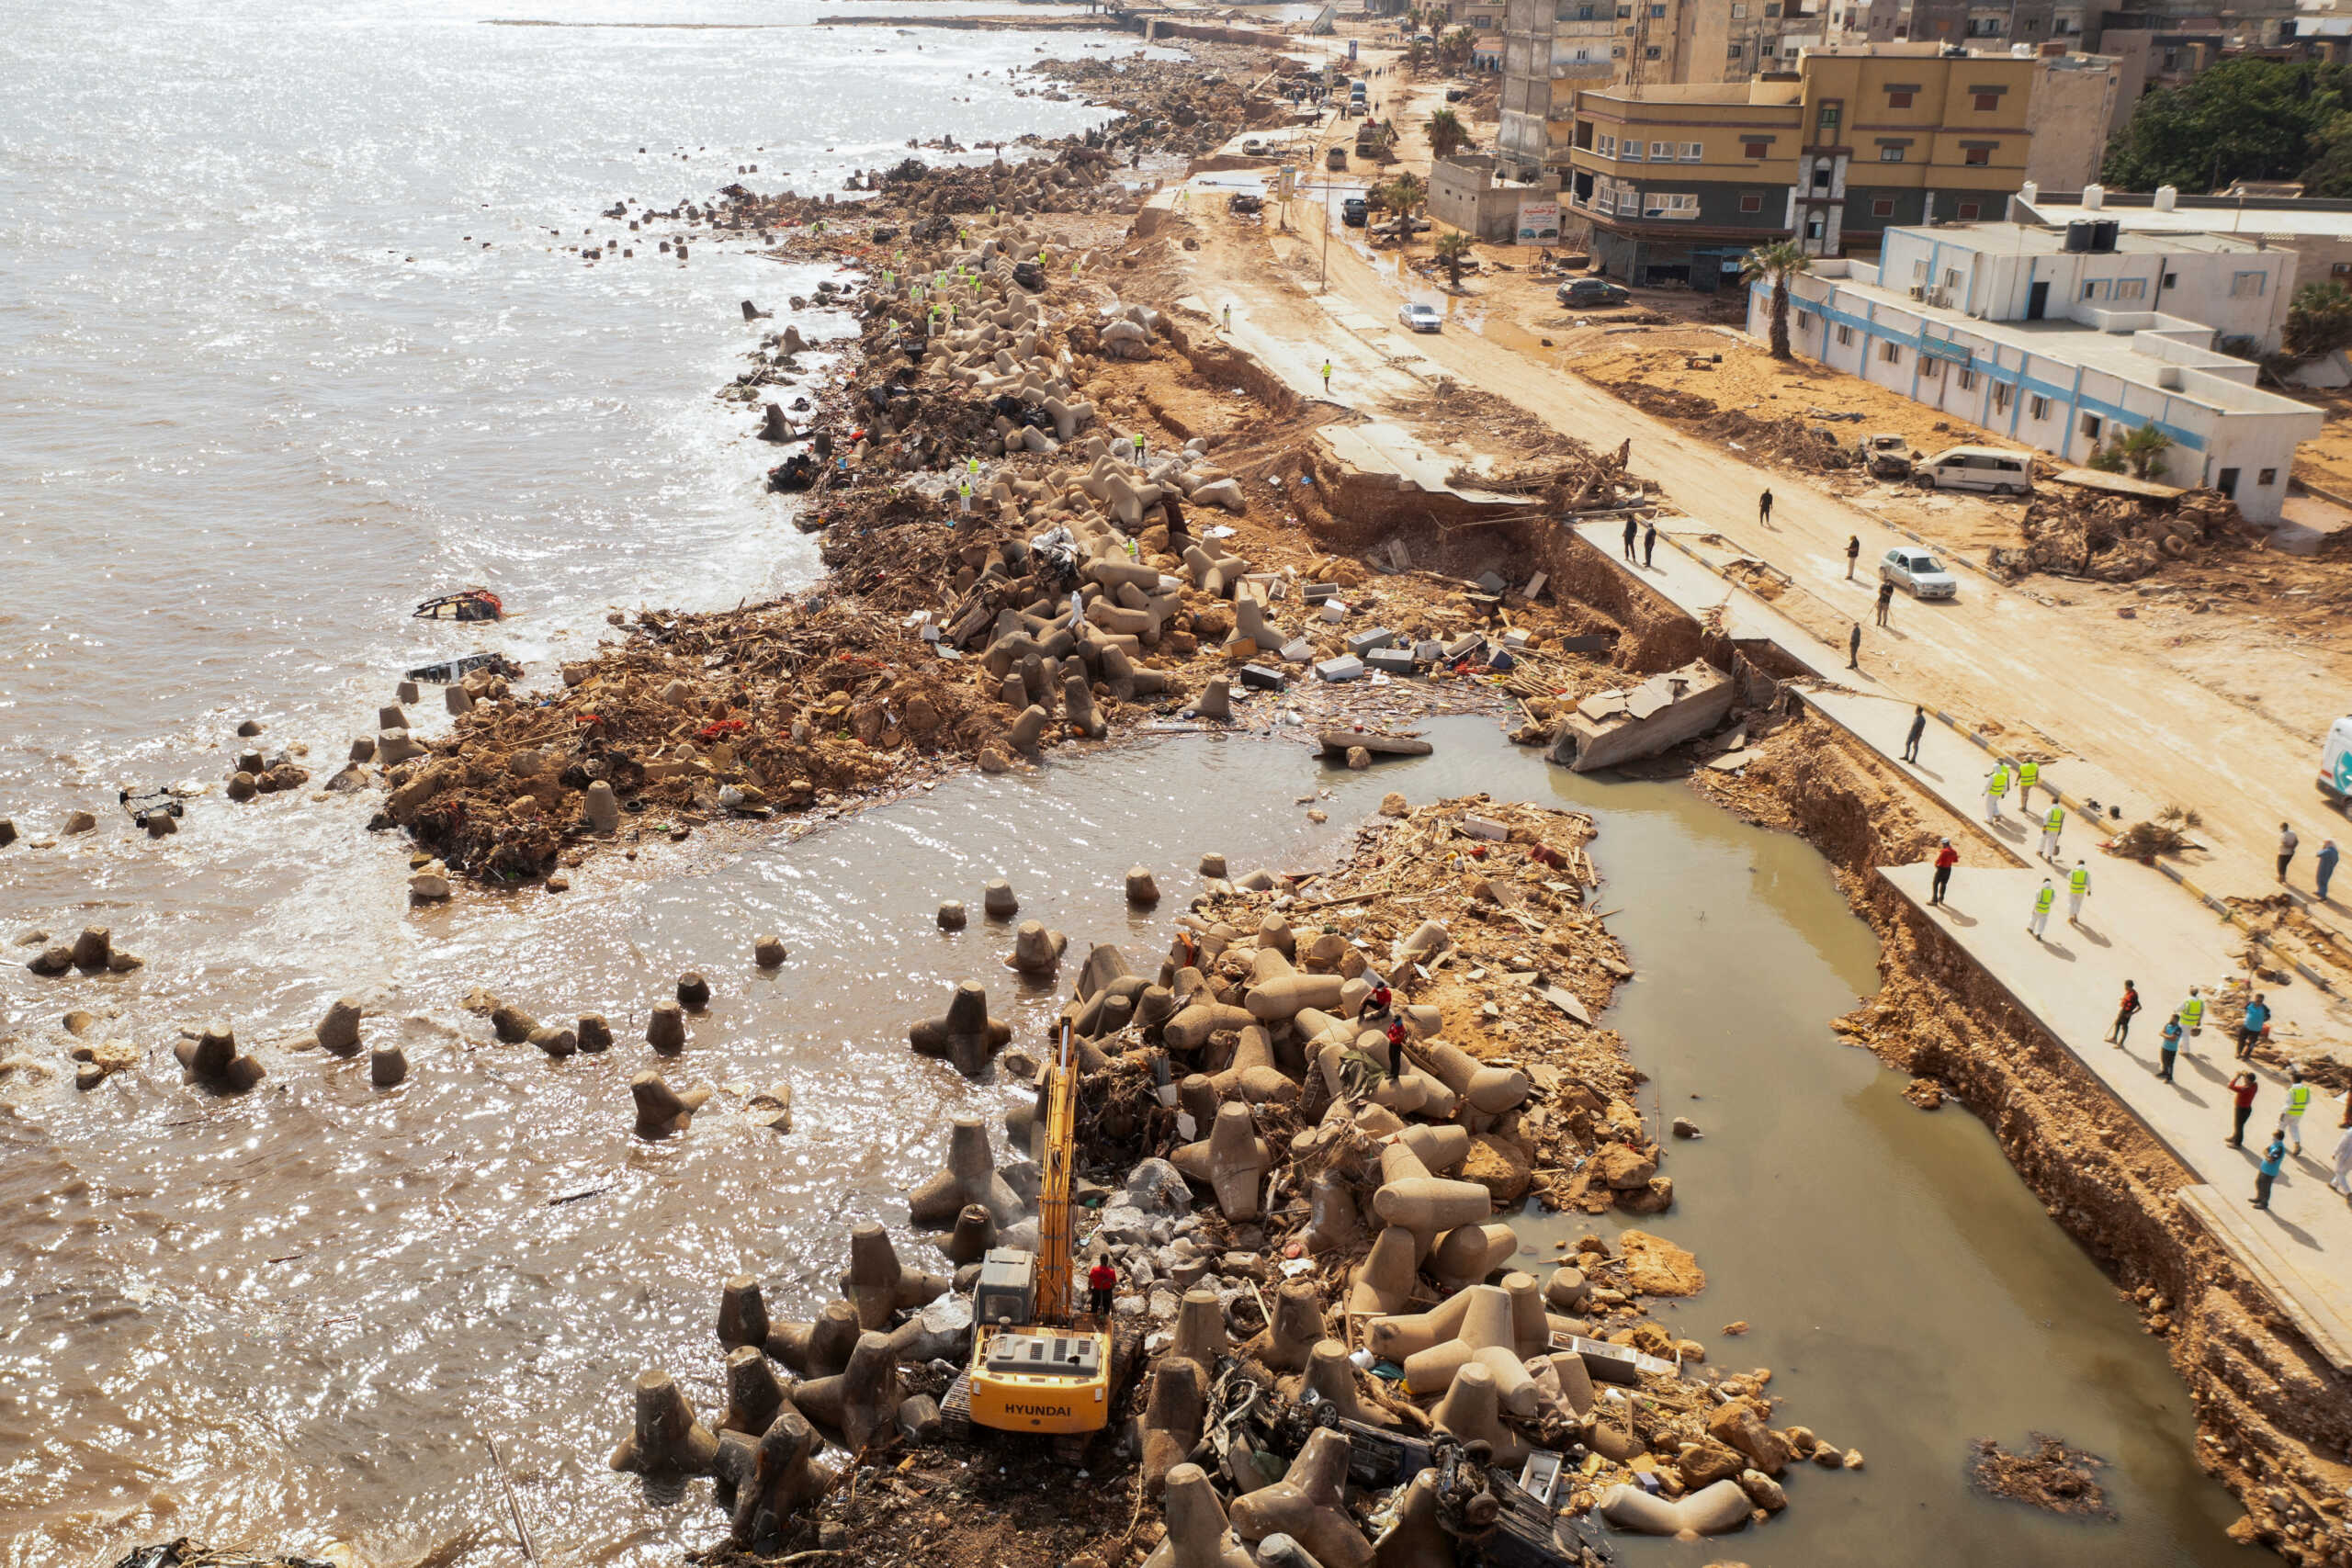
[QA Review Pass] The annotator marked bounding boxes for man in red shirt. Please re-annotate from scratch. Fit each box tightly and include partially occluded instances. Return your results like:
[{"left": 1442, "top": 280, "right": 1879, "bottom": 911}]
[
  {"left": 1930, "top": 839, "right": 1958, "bottom": 906},
  {"left": 1087, "top": 1258, "right": 1118, "bottom": 1320},
  {"left": 2227, "top": 1071, "right": 2260, "bottom": 1148},
  {"left": 2107, "top": 980, "right": 2142, "bottom": 1047}
]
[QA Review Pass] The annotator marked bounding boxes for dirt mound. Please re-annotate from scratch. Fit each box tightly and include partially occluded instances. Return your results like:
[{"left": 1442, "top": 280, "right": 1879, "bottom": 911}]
[
  {"left": 1597, "top": 378, "right": 1854, "bottom": 473},
  {"left": 1969, "top": 1434, "right": 2115, "bottom": 1519},
  {"left": 2002, "top": 486, "right": 2252, "bottom": 583}
]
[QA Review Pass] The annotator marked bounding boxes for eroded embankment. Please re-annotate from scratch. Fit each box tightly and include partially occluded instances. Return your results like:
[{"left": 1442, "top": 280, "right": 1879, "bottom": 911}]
[{"left": 1698, "top": 705, "right": 2352, "bottom": 1562}]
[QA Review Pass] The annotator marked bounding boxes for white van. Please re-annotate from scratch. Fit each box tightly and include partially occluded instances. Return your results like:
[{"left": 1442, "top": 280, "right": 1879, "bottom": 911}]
[
  {"left": 1920, "top": 446, "right": 2033, "bottom": 497},
  {"left": 2322, "top": 716, "right": 2352, "bottom": 807}
]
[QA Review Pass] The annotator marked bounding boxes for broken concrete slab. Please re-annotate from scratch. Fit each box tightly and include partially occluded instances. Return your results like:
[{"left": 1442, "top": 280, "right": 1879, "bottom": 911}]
[
  {"left": 1549, "top": 659, "right": 1736, "bottom": 774},
  {"left": 1314, "top": 656, "right": 1365, "bottom": 683},
  {"left": 1344, "top": 627, "right": 1395, "bottom": 658}
]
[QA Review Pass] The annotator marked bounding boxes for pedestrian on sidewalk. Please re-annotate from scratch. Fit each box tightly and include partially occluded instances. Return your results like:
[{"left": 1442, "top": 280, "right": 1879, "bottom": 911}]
[
  {"left": 1874, "top": 579, "right": 1894, "bottom": 628},
  {"left": 1321, "top": 359, "right": 1332, "bottom": 394},
  {"left": 2235, "top": 994, "right": 2270, "bottom": 1060},
  {"left": 1758, "top": 488, "right": 1774, "bottom": 526},
  {"left": 2178, "top": 986, "right": 2205, "bottom": 1044},
  {"left": 2029, "top": 878, "right": 2055, "bottom": 942},
  {"left": 1623, "top": 515, "right": 1639, "bottom": 562},
  {"left": 2017, "top": 759, "right": 2041, "bottom": 810},
  {"left": 1931, "top": 838, "right": 1957, "bottom": 904},
  {"left": 1984, "top": 763, "right": 2010, "bottom": 821},
  {"left": 2067, "top": 859, "right": 2090, "bottom": 924},
  {"left": 1904, "top": 705, "right": 1927, "bottom": 763},
  {"left": 2285, "top": 1066, "right": 2313, "bottom": 1154},
  {"left": 2278, "top": 822, "right": 2300, "bottom": 881},
  {"left": 2331, "top": 1122, "right": 2352, "bottom": 1198},
  {"left": 2108, "top": 979, "right": 2141, "bottom": 1044},
  {"left": 2159, "top": 1013, "right": 2182, "bottom": 1081},
  {"left": 1847, "top": 621, "right": 1861, "bottom": 670},
  {"left": 2318, "top": 838, "right": 2340, "bottom": 902},
  {"left": 2228, "top": 1070, "right": 2260, "bottom": 1147},
  {"left": 2255, "top": 1129, "right": 2287, "bottom": 1210},
  {"left": 1845, "top": 535, "right": 1860, "bottom": 579},
  {"left": 2040, "top": 802, "right": 2064, "bottom": 862},
  {"left": 1643, "top": 520, "right": 1657, "bottom": 568}
]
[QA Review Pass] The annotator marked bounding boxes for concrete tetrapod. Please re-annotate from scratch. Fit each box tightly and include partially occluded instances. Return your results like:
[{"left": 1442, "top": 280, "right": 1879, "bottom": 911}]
[
  {"left": 717, "top": 1344, "right": 788, "bottom": 1437},
  {"left": 1146, "top": 1464, "right": 1257, "bottom": 1568},
  {"left": 1170, "top": 1101, "right": 1270, "bottom": 1221},
  {"left": 175, "top": 1021, "right": 266, "bottom": 1092},
  {"left": 1163, "top": 998, "right": 1256, "bottom": 1053},
  {"left": 1304, "top": 1171, "right": 1363, "bottom": 1255},
  {"left": 1246, "top": 1277, "right": 1326, "bottom": 1375},
  {"left": 1227, "top": 1427, "right": 1374, "bottom": 1568},
  {"left": 1379, "top": 1285, "right": 1537, "bottom": 1415},
  {"left": 1595, "top": 1479, "right": 1753, "bottom": 1537},
  {"left": 315, "top": 997, "right": 364, "bottom": 1056},
  {"left": 841, "top": 1223, "right": 949, "bottom": 1329},
  {"left": 908, "top": 980, "right": 1013, "bottom": 1077},
  {"left": 1141, "top": 1354, "right": 1208, "bottom": 1494},
  {"left": 1005, "top": 919, "right": 1068, "bottom": 976},
  {"left": 1369, "top": 1472, "right": 1453, "bottom": 1568},
  {"left": 647, "top": 1000, "right": 687, "bottom": 1055},
  {"left": 907, "top": 1115, "right": 1025, "bottom": 1226},
  {"left": 610, "top": 1369, "right": 721, "bottom": 1475},
  {"left": 1429, "top": 1223, "right": 1521, "bottom": 1294},
  {"left": 938, "top": 1203, "right": 998, "bottom": 1265},
  {"left": 1412, "top": 1039, "right": 1530, "bottom": 1114},
  {"left": 1345, "top": 1226, "right": 1419, "bottom": 1317},
  {"left": 1210, "top": 1024, "right": 1299, "bottom": 1106},
  {"left": 1370, "top": 1142, "right": 1491, "bottom": 1258},
  {"left": 729, "top": 1409, "right": 825, "bottom": 1549},
  {"left": 767, "top": 1298, "right": 861, "bottom": 1378},
  {"left": 793, "top": 1330, "right": 899, "bottom": 1453},
  {"left": 631, "top": 1072, "right": 711, "bottom": 1138},
  {"left": 1293, "top": 1340, "right": 1396, "bottom": 1428},
  {"left": 1170, "top": 1288, "right": 1230, "bottom": 1368},
  {"left": 718, "top": 1275, "right": 770, "bottom": 1349},
  {"left": 1427, "top": 1362, "right": 1528, "bottom": 1465},
  {"left": 982, "top": 879, "right": 1019, "bottom": 919}
]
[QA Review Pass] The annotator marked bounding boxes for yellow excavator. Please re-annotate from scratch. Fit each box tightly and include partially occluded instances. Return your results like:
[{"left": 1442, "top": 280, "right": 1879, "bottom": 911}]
[{"left": 944, "top": 1021, "right": 1114, "bottom": 1444}]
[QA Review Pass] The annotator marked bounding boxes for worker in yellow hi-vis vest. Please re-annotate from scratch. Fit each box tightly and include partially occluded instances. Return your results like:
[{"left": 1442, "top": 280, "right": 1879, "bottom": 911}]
[
  {"left": 2067, "top": 860, "right": 2091, "bottom": 925},
  {"left": 2029, "top": 878, "right": 2055, "bottom": 942},
  {"left": 1984, "top": 764, "right": 2010, "bottom": 822},
  {"left": 2040, "top": 802, "right": 2065, "bottom": 862},
  {"left": 2018, "top": 758, "right": 2042, "bottom": 809},
  {"left": 2177, "top": 987, "right": 2206, "bottom": 1044},
  {"left": 2285, "top": 1066, "right": 2314, "bottom": 1154}
]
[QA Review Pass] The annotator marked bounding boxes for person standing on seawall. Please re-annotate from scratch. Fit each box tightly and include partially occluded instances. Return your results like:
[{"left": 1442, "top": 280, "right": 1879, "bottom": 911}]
[
  {"left": 1903, "top": 705, "right": 1926, "bottom": 763},
  {"left": 1930, "top": 838, "right": 1957, "bottom": 905},
  {"left": 1758, "top": 488, "right": 1774, "bottom": 526},
  {"left": 2226, "top": 1071, "right": 2259, "bottom": 1148},
  {"left": 2278, "top": 822, "right": 2300, "bottom": 882},
  {"left": 2255, "top": 1128, "right": 2288, "bottom": 1211},
  {"left": 2107, "top": 978, "right": 2141, "bottom": 1046}
]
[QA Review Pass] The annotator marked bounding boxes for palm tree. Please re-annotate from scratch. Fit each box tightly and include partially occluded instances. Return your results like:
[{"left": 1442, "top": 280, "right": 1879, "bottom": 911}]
[
  {"left": 2120, "top": 423, "right": 2174, "bottom": 480},
  {"left": 1740, "top": 240, "right": 1812, "bottom": 361},
  {"left": 1427, "top": 107, "right": 1468, "bottom": 160},
  {"left": 1405, "top": 36, "right": 1430, "bottom": 71},
  {"left": 1441, "top": 27, "right": 1476, "bottom": 68},
  {"left": 1433, "top": 231, "right": 1476, "bottom": 287},
  {"left": 1381, "top": 173, "right": 1427, "bottom": 244}
]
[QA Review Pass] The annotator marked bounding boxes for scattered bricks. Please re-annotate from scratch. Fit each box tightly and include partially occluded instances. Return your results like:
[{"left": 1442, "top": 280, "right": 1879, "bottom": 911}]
[
  {"left": 1279, "top": 638, "right": 1315, "bottom": 663},
  {"left": 1344, "top": 627, "right": 1395, "bottom": 658},
  {"left": 1364, "top": 648, "right": 1417, "bottom": 676},
  {"left": 1314, "top": 657, "right": 1364, "bottom": 684},
  {"left": 1238, "top": 663, "right": 1285, "bottom": 691}
]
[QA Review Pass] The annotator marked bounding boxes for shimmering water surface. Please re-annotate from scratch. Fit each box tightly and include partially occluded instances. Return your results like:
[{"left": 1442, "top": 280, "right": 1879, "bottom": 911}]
[{"left": 0, "top": 6, "right": 2241, "bottom": 1565}]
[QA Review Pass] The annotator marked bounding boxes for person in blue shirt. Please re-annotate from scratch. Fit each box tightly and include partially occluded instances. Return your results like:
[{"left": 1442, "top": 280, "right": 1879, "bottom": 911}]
[
  {"left": 2255, "top": 1130, "right": 2288, "bottom": 1211},
  {"left": 2158, "top": 1014, "right": 2183, "bottom": 1083},
  {"left": 2236, "top": 995, "right": 2271, "bottom": 1061}
]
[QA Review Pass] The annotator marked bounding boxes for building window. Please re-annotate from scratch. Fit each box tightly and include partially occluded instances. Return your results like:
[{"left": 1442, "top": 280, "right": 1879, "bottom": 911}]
[
  {"left": 2163, "top": 271, "right": 2177, "bottom": 288},
  {"left": 1611, "top": 42, "right": 1626, "bottom": 54},
  {"left": 1644, "top": 192, "right": 1700, "bottom": 219},
  {"left": 1921, "top": 356, "right": 1942, "bottom": 378},
  {"left": 1888, "top": 89, "right": 1914, "bottom": 107},
  {"left": 1943, "top": 268, "right": 1961, "bottom": 289},
  {"left": 1796, "top": 310, "right": 1815, "bottom": 330},
  {"left": 2081, "top": 280, "right": 2101, "bottom": 299},
  {"left": 2259, "top": 467, "right": 2278, "bottom": 485},
  {"left": 2029, "top": 394, "right": 2050, "bottom": 419},
  {"left": 1745, "top": 140, "right": 1770, "bottom": 158},
  {"left": 1958, "top": 368, "right": 1978, "bottom": 390},
  {"left": 2115, "top": 278, "right": 2146, "bottom": 300},
  {"left": 1837, "top": 323, "right": 1855, "bottom": 345},
  {"left": 1764, "top": 1, "right": 1780, "bottom": 12},
  {"left": 1732, "top": 1, "right": 1747, "bottom": 13},
  {"left": 1729, "top": 41, "right": 1745, "bottom": 53},
  {"left": 1681, "top": 141, "right": 1703, "bottom": 161},
  {"left": 1881, "top": 341, "right": 1902, "bottom": 363},
  {"left": 2080, "top": 413, "right": 2103, "bottom": 439},
  {"left": 1739, "top": 191, "right": 1764, "bottom": 212},
  {"left": 1650, "top": 2, "right": 1666, "bottom": 13},
  {"left": 1871, "top": 197, "right": 1894, "bottom": 216},
  {"left": 1994, "top": 382, "right": 2014, "bottom": 412},
  {"left": 1973, "top": 91, "right": 1999, "bottom": 110},
  {"left": 1880, "top": 146, "right": 1905, "bottom": 162},
  {"left": 1957, "top": 202, "right": 1981, "bottom": 219},
  {"left": 1645, "top": 43, "right": 1662, "bottom": 56},
  {"left": 1617, "top": 3, "right": 1631, "bottom": 14},
  {"left": 1817, "top": 100, "right": 1842, "bottom": 133},
  {"left": 1650, "top": 141, "right": 1673, "bottom": 159},
  {"left": 2231, "top": 270, "right": 2267, "bottom": 297},
  {"left": 1963, "top": 146, "right": 1991, "bottom": 166},
  {"left": 2335, "top": 263, "right": 2352, "bottom": 278},
  {"left": 1623, "top": 140, "right": 1643, "bottom": 160},
  {"left": 1617, "top": 187, "right": 1641, "bottom": 214}
]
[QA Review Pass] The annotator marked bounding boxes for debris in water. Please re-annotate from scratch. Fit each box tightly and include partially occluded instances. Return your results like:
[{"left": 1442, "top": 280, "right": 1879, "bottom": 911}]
[{"left": 1969, "top": 1434, "right": 2115, "bottom": 1518}]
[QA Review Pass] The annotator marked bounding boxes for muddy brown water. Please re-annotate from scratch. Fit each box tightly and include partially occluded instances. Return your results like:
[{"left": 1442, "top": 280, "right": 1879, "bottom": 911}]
[{"left": 0, "top": 715, "right": 2239, "bottom": 1566}]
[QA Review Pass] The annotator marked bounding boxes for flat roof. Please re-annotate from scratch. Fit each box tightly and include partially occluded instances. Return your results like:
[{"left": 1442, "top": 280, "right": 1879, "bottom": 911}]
[
  {"left": 2022, "top": 197, "right": 2352, "bottom": 240},
  {"left": 1889, "top": 220, "right": 2278, "bottom": 257}
]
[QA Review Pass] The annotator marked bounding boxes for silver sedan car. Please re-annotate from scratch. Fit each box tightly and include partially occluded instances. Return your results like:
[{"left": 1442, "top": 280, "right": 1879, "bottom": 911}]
[
  {"left": 1397, "top": 301, "right": 1442, "bottom": 333},
  {"left": 1880, "top": 546, "right": 1958, "bottom": 600}
]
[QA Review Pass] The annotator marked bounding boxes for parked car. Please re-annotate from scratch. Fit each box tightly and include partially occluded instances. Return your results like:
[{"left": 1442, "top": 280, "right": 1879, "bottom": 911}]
[
  {"left": 1556, "top": 277, "right": 1629, "bottom": 308},
  {"left": 1880, "top": 546, "right": 1959, "bottom": 600},
  {"left": 2319, "top": 714, "right": 2352, "bottom": 809},
  {"left": 1340, "top": 196, "right": 1368, "bottom": 226},
  {"left": 1919, "top": 445, "right": 2033, "bottom": 496},
  {"left": 1327, "top": 145, "right": 1348, "bottom": 170},
  {"left": 1240, "top": 137, "right": 1266, "bottom": 155},
  {"left": 1445, "top": 86, "right": 1469, "bottom": 102},
  {"left": 1398, "top": 301, "right": 1442, "bottom": 333}
]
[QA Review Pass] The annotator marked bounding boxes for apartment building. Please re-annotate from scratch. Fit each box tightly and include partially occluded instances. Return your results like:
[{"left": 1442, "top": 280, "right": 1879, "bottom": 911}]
[
  {"left": 1552, "top": 46, "right": 2110, "bottom": 282},
  {"left": 1753, "top": 224, "right": 2319, "bottom": 519}
]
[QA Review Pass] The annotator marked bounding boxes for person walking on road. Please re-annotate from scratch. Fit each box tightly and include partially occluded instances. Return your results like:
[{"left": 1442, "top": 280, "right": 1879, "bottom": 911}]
[
  {"left": 2039, "top": 802, "right": 2064, "bottom": 862},
  {"left": 2029, "top": 877, "right": 2055, "bottom": 942},
  {"left": 1758, "top": 489, "right": 1774, "bottom": 526},
  {"left": 2318, "top": 838, "right": 2340, "bottom": 902},
  {"left": 1847, "top": 621, "right": 1861, "bottom": 670},
  {"left": 1320, "top": 359, "right": 1333, "bottom": 394},
  {"left": 2285, "top": 1066, "right": 2313, "bottom": 1154},
  {"left": 2158, "top": 1012, "right": 2183, "bottom": 1081},
  {"left": 2236, "top": 993, "right": 2270, "bottom": 1061},
  {"left": 1931, "top": 838, "right": 1957, "bottom": 904},
  {"left": 1623, "top": 515, "right": 1640, "bottom": 562},
  {"left": 2255, "top": 1129, "right": 2288, "bottom": 1210},
  {"left": 1874, "top": 579, "right": 1894, "bottom": 628},
  {"left": 1845, "top": 535, "right": 1860, "bottom": 580},
  {"left": 2017, "top": 759, "right": 2041, "bottom": 810},
  {"left": 2108, "top": 978, "right": 2141, "bottom": 1045},
  {"left": 1643, "top": 520, "right": 1657, "bottom": 568},
  {"left": 2330, "top": 1121, "right": 2352, "bottom": 1199},
  {"left": 2228, "top": 1070, "right": 2260, "bottom": 1148},
  {"left": 1984, "top": 763, "right": 2010, "bottom": 821},
  {"left": 2066, "top": 859, "right": 2091, "bottom": 925},
  {"left": 2278, "top": 822, "right": 2300, "bottom": 882},
  {"left": 2178, "top": 986, "right": 2205, "bottom": 1045},
  {"left": 1904, "top": 705, "right": 1926, "bottom": 763},
  {"left": 1222, "top": 302, "right": 1233, "bottom": 333}
]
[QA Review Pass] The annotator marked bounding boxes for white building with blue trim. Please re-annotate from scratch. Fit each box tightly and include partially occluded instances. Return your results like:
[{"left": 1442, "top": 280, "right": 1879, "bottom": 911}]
[{"left": 1747, "top": 221, "right": 2324, "bottom": 522}]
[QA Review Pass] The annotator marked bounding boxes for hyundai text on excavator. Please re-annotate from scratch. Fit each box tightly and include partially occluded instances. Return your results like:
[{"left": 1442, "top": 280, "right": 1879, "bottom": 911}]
[{"left": 943, "top": 1021, "right": 1114, "bottom": 1449}]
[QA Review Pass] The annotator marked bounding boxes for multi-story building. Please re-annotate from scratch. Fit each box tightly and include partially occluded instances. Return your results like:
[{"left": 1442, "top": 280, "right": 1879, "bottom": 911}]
[
  {"left": 1753, "top": 223, "right": 2320, "bottom": 518},
  {"left": 1550, "top": 45, "right": 2115, "bottom": 283},
  {"left": 2017, "top": 180, "right": 2352, "bottom": 292}
]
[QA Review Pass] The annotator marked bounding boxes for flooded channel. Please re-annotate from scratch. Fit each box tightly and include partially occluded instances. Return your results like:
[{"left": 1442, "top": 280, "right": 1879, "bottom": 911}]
[{"left": 0, "top": 716, "right": 2238, "bottom": 1566}]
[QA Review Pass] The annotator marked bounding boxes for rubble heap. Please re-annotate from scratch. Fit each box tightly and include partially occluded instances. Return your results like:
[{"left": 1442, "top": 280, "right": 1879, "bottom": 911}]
[{"left": 2006, "top": 485, "right": 2252, "bottom": 583}]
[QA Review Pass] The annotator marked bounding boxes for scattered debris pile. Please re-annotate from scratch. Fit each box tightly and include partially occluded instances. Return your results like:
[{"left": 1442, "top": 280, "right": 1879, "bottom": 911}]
[
  {"left": 1592, "top": 379, "right": 1854, "bottom": 474},
  {"left": 2002, "top": 486, "right": 2253, "bottom": 583},
  {"left": 607, "top": 796, "right": 1851, "bottom": 1567},
  {"left": 1969, "top": 1434, "right": 2114, "bottom": 1519}
]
